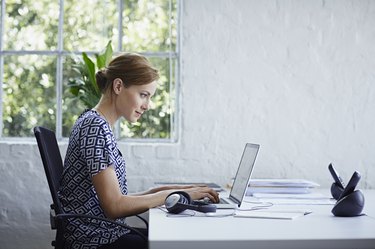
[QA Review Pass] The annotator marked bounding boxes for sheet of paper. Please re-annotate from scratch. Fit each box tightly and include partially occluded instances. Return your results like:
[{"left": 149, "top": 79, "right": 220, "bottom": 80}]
[
  {"left": 252, "top": 193, "right": 331, "bottom": 199},
  {"left": 234, "top": 210, "right": 311, "bottom": 220},
  {"left": 254, "top": 198, "right": 336, "bottom": 205},
  {"left": 245, "top": 192, "right": 336, "bottom": 205}
]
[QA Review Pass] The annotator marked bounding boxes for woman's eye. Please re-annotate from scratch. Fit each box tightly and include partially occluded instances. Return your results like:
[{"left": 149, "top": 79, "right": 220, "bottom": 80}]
[{"left": 140, "top": 93, "right": 147, "bottom": 98}]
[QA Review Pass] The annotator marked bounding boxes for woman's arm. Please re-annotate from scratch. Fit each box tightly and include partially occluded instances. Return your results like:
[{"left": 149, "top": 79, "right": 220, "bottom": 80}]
[
  {"left": 132, "top": 184, "right": 206, "bottom": 196},
  {"left": 92, "top": 166, "right": 219, "bottom": 220}
]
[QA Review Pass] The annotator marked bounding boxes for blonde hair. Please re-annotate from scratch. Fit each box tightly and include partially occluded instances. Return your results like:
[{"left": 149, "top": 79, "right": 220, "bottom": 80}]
[{"left": 95, "top": 53, "right": 159, "bottom": 93}]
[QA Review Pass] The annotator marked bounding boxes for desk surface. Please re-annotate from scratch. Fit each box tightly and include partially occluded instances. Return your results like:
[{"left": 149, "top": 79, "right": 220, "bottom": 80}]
[{"left": 149, "top": 189, "right": 375, "bottom": 249}]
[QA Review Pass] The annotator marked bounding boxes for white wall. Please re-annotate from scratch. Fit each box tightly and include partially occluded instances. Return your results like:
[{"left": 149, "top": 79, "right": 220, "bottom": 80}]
[{"left": 1, "top": 0, "right": 375, "bottom": 248}]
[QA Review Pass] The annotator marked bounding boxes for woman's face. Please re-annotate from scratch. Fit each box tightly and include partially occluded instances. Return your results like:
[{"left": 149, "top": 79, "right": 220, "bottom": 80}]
[{"left": 116, "top": 80, "right": 157, "bottom": 123}]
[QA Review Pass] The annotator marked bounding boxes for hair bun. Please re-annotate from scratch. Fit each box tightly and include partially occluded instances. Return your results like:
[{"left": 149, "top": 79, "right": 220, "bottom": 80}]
[{"left": 95, "top": 69, "right": 107, "bottom": 92}]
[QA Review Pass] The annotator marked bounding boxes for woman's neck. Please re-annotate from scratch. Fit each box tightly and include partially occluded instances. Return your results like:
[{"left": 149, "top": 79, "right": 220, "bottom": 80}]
[{"left": 94, "top": 99, "right": 117, "bottom": 127}]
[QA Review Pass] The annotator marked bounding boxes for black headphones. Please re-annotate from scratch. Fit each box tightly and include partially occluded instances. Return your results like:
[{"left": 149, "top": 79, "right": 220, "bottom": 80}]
[{"left": 164, "top": 191, "right": 217, "bottom": 214}]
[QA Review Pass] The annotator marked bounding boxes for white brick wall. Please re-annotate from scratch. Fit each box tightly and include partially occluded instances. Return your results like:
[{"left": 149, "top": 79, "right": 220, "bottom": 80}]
[{"left": 1, "top": 0, "right": 375, "bottom": 247}]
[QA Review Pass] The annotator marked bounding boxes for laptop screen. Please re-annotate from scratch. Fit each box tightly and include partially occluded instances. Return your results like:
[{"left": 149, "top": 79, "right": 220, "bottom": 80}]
[{"left": 229, "top": 143, "right": 260, "bottom": 206}]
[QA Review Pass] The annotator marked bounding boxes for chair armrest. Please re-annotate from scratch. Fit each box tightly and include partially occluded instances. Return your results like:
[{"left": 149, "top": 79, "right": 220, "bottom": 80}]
[
  {"left": 134, "top": 214, "right": 149, "bottom": 230},
  {"left": 55, "top": 213, "right": 147, "bottom": 241},
  {"left": 49, "top": 204, "right": 147, "bottom": 235},
  {"left": 50, "top": 208, "right": 57, "bottom": 230}
]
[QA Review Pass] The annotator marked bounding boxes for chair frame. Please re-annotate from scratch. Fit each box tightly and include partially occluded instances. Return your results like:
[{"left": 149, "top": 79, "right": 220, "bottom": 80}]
[{"left": 34, "top": 126, "right": 147, "bottom": 249}]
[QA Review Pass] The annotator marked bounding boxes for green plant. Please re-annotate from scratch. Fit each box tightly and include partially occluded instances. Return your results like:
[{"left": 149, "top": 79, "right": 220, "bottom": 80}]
[{"left": 68, "top": 41, "right": 113, "bottom": 108}]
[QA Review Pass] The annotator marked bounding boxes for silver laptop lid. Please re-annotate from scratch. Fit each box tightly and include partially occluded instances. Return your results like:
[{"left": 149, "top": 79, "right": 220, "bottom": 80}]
[{"left": 228, "top": 143, "right": 260, "bottom": 207}]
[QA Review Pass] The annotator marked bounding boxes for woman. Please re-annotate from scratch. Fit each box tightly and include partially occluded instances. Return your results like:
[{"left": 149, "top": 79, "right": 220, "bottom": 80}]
[{"left": 59, "top": 53, "right": 219, "bottom": 249}]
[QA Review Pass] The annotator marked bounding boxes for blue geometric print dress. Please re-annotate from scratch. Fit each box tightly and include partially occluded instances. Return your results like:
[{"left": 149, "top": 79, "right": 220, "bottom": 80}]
[{"left": 59, "top": 109, "right": 129, "bottom": 249}]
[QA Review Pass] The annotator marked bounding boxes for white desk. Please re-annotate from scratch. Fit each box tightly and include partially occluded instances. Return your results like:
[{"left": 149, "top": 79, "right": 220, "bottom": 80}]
[{"left": 149, "top": 189, "right": 375, "bottom": 249}]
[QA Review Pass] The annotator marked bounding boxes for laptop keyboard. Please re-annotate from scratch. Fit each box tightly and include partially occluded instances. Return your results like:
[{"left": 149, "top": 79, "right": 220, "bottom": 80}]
[
  {"left": 219, "top": 198, "right": 229, "bottom": 204},
  {"left": 207, "top": 198, "right": 230, "bottom": 204},
  {"left": 197, "top": 196, "right": 230, "bottom": 205}
]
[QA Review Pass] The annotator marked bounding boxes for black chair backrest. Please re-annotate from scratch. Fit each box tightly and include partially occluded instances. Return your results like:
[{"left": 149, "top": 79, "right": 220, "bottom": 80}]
[
  {"left": 34, "top": 126, "right": 64, "bottom": 214},
  {"left": 34, "top": 126, "right": 148, "bottom": 247}
]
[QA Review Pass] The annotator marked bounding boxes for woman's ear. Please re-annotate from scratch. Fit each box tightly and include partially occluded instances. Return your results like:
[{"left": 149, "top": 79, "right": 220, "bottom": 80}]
[{"left": 112, "top": 78, "right": 123, "bottom": 95}]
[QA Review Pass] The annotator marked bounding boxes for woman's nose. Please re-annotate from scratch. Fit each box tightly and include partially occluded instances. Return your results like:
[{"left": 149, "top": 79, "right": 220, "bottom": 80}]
[{"left": 141, "top": 100, "right": 149, "bottom": 111}]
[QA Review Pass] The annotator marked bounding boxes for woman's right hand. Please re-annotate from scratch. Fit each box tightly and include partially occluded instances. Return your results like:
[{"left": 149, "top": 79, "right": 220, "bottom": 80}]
[{"left": 183, "top": 186, "right": 220, "bottom": 203}]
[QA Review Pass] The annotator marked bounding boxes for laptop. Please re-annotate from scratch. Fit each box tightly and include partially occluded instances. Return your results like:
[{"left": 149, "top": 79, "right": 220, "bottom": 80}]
[{"left": 213, "top": 143, "right": 260, "bottom": 209}]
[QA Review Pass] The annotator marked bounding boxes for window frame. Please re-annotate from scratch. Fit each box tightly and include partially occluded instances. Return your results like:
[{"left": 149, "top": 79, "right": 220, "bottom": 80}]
[{"left": 0, "top": 0, "right": 181, "bottom": 143}]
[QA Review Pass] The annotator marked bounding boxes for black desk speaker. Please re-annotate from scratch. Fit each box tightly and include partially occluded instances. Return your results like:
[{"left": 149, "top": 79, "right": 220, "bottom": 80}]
[
  {"left": 329, "top": 167, "right": 365, "bottom": 217},
  {"left": 330, "top": 182, "right": 344, "bottom": 200},
  {"left": 331, "top": 189, "right": 365, "bottom": 217}
]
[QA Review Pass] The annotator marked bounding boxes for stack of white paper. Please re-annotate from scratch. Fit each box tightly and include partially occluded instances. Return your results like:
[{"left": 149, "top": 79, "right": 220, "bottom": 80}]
[
  {"left": 248, "top": 193, "right": 336, "bottom": 205},
  {"left": 246, "top": 178, "right": 320, "bottom": 195}
]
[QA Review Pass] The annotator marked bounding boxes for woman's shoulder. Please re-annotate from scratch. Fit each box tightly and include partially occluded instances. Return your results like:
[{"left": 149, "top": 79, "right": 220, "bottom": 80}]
[{"left": 75, "top": 109, "right": 110, "bottom": 134}]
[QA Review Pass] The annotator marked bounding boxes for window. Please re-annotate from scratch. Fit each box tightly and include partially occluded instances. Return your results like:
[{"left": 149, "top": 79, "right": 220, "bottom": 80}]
[{"left": 0, "top": 0, "right": 179, "bottom": 141}]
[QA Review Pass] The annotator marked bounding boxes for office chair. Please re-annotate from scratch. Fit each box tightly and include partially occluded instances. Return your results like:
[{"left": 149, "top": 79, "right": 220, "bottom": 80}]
[{"left": 33, "top": 126, "right": 148, "bottom": 249}]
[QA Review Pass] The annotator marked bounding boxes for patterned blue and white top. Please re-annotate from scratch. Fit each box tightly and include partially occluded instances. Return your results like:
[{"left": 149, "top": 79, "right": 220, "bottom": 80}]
[{"left": 59, "top": 109, "right": 129, "bottom": 249}]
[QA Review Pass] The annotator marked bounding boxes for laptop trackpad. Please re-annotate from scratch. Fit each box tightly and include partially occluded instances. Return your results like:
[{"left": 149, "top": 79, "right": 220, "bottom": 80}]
[
  {"left": 215, "top": 198, "right": 237, "bottom": 209},
  {"left": 215, "top": 203, "right": 237, "bottom": 209}
]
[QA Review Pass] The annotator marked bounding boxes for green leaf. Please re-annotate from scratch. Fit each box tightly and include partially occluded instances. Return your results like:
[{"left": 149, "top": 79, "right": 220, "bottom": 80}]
[
  {"left": 69, "top": 86, "right": 80, "bottom": 96},
  {"left": 82, "top": 52, "right": 99, "bottom": 96},
  {"left": 96, "top": 40, "right": 113, "bottom": 69}
]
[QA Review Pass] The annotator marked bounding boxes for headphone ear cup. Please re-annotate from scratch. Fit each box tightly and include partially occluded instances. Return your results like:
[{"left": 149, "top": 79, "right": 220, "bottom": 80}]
[{"left": 165, "top": 191, "right": 192, "bottom": 214}]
